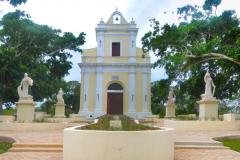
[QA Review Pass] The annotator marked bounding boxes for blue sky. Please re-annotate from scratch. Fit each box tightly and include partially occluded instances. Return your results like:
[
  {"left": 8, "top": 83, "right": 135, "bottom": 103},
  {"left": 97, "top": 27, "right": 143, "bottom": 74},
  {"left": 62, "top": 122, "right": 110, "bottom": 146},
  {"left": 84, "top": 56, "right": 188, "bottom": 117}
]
[{"left": 1, "top": 0, "right": 240, "bottom": 82}]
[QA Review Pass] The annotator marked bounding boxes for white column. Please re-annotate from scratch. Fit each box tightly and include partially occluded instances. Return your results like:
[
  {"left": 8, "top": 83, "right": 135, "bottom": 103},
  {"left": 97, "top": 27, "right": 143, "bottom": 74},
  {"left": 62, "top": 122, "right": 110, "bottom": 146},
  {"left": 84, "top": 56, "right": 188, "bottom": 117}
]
[
  {"left": 142, "top": 72, "right": 148, "bottom": 112},
  {"left": 81, "top": 72, "right": 89, "bottom": 114},
  {"left": 94, "top": 67, "right": 104, "bottom": 116},
  {"left": 129, "top": 32, "right": 136, "bottom": 63},
  {"left": 97, "top": 31, "right": 104, "bottom": 63},
  {"left": 128, "top": 69, "right": 136, "bottom": 114}
]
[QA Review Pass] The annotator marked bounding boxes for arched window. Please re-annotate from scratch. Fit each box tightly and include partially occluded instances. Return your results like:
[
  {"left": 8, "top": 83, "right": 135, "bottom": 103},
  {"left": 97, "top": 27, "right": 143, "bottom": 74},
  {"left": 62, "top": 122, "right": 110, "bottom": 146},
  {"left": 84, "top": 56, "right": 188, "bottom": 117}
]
[{"left": 108, "top": 83, "right": 123, "bottom": 90}]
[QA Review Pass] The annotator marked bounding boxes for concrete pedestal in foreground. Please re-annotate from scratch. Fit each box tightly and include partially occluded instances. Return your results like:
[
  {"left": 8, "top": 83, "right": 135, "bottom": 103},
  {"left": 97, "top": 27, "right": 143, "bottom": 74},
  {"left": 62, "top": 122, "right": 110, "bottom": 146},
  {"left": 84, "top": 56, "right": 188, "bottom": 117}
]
[
  {"left": 165, "top": 104, "right": 176, "bottom": 118},
  {"left": 54, "top": 103, "right": 66, "bottom": 118},
  {"left": 63, "top": 126, "right": 174, "bottom": 160},
  {"left": 16, "top": 97, "right": 35, "bottom": 122},
  {"left": 198, "top": 97, "right": 219, "bottom": 120}
]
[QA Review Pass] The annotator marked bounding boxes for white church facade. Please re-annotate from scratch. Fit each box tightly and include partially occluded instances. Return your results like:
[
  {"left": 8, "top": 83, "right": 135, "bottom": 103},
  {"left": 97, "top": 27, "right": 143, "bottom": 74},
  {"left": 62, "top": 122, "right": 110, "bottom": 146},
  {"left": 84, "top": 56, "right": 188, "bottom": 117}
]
[{"left": 78, "top": 10, "right": 152, "bottom": 119}]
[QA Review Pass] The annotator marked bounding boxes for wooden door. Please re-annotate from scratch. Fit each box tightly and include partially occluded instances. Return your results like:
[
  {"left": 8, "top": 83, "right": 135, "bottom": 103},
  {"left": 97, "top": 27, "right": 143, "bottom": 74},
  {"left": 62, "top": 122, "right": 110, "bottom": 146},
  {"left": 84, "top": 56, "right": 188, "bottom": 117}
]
[{"left": 107, "top": 92, "right": 123, "bottom": 115}]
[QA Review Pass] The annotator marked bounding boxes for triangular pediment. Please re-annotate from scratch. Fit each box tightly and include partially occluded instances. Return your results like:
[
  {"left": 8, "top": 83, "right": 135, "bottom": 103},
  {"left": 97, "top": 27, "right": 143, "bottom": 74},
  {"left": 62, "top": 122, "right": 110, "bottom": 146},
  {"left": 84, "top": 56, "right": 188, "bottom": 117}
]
[{"left": 106, "top": 10, "right": 128, "bottom": 25}]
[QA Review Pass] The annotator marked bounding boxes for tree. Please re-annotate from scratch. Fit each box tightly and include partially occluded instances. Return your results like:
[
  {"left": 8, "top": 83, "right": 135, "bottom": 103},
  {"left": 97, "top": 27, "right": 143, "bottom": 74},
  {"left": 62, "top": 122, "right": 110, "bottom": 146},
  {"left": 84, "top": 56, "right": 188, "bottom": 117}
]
[
  {"left": 151, "top": 79, "right": 170, "bottom": 116},
  {"left": 142, "top": 0, "right": 240, "bottom": 99},
  {"left": 64, "top": 81, "right": 80, "bottom": 114},
  {"left": 0, "top": 10, "right": 85, "bottom": 114},
  {"left": 0, "top": 0, "right": 27, "bottom": 6},
  {"left": 142, "top": 0, "right": 240, "bottom": 115},
  {"left": 0, "top": 0, "right": 27, "bottom": 115},
  {"left": 203, "top": 0, "right": 221, "bottom": 15}
]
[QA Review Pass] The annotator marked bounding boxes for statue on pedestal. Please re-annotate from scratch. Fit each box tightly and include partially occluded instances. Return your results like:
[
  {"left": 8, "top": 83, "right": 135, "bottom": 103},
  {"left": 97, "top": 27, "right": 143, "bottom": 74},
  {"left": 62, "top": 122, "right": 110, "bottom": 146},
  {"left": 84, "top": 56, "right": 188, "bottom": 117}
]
[
  {"left": 167, "top": 88, "right": 176, "bottom": 105},
  {"left": 57, "top": 88, "right": 64, "bottom": 104},
  {"left": 17, "top": 73, "right": 33, "bottom": 100},
  {"left": 198, "top": 71, "right": 219, "bottom": 120},
  {"left": 165, "top": 88, "right": 176, "bottom": 118},
  {"left": 202, "top": 71, "right": 216, "bottom": 99},
  {"left": 16, "top": 73, "right": 35, "bottom": 122},
  {"left": 54, "top": 88, "right": 66, "bottom": 118}
]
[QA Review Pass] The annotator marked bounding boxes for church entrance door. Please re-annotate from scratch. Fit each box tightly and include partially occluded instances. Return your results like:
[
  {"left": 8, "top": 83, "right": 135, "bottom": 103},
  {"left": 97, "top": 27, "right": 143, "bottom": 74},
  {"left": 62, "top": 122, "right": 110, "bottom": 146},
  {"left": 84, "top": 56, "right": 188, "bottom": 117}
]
[{"left": 107, "top": 83, "right": 123, "bottom": 115}]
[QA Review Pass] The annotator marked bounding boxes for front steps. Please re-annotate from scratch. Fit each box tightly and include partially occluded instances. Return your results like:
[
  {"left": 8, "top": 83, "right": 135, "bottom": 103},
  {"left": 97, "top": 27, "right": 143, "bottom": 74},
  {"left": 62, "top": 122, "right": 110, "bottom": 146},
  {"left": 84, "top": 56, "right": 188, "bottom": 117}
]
[
  {"left": 9, "top": 143, "right": 63, "bottom": 152},
  {"left": 175, "top": 141, "right": 229, "bottom": 149},
  {"left": 8, "top": 141, "right": 228, "bottom": 152}
]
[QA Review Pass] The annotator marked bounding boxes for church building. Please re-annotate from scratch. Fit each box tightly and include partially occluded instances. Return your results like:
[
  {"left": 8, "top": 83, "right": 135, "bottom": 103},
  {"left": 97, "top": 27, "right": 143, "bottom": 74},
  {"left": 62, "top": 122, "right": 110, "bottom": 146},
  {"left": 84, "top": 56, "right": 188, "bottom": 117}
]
[{"left": 78, "top": 9, "right": 152, "bottom": 119}]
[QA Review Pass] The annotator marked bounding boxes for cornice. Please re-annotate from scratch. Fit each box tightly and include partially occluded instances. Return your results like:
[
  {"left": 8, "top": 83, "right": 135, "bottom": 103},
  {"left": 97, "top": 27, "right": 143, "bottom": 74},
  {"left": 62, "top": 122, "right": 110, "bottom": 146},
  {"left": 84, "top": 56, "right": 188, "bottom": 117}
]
[{"left": 78, "top": 62, "right": 152, "bottom": 68}]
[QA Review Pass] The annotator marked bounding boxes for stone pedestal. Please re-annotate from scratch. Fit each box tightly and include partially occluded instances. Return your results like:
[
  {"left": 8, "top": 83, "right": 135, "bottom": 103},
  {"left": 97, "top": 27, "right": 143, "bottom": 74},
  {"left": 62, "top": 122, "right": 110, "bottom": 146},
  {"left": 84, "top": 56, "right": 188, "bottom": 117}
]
[
  {"left": 35, "top": 112, "right": 47, "bottom": 121},
  {"left": 54, "top": 103, "right": 66, "bottom": 118},
  {"left": 198, "top": 97, "right": 219, "bottom": 120},
  {"left": 165, "top": 104, "right": 176, "bottom": 118},
  {"left": 16, "top": 97, "right": 35, "bottom": 122},
  {"left": 223, "top": 113, "right": 236, "bottom": 122}
]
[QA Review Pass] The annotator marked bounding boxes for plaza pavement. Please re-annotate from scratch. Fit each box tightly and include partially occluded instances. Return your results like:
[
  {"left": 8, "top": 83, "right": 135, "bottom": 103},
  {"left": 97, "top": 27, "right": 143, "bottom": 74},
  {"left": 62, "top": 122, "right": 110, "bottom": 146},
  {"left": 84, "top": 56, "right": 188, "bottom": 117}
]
[{"left": 0, "top": 124, "right": 240, "bottom": 160}]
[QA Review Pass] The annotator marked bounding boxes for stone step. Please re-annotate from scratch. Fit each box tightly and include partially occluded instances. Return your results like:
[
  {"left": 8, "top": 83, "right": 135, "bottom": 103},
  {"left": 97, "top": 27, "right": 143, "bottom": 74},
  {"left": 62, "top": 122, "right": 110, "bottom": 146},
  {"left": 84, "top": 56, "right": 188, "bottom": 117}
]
[
  {"left": 175, "top": 145, "right": 228, "bottom": 149},
  {"left": 175, "top": 141, "right": 223, "bottom": 146},
  {"left": 9, "top": 147, "right": 63, "bottom": 152},
  {"left": 10, "top": 143, "right": 63, "bottom": 152},
  {"left": 12, "top": 143, "right": 63, "bottom": 148}
]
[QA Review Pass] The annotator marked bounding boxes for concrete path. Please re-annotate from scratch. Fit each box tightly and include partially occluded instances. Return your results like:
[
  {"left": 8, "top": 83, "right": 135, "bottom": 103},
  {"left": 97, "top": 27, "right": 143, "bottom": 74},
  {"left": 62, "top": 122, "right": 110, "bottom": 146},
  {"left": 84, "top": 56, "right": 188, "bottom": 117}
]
[
  {"left": 0, "top": 130, "right": 63, "bottom": 144},
  {"left": 1, "top": 149, "right": 240, "bottom": 160},
  {"left": 175, "top": 149, "right": 240, "bottom": 160},
  {"left": 1, "top": 127, "right": 240, "bottom": 159},
  {"left": 174, "top": 130, "right": 240, "bottom": 143},
  {"left": 0, "top": 152, "right": 62, "bottom": 160}
]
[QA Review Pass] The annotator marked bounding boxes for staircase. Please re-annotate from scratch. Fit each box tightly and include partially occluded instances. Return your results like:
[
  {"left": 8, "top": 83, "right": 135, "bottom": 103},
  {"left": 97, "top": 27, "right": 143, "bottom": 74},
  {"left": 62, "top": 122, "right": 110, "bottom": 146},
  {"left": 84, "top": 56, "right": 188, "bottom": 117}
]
[
  {"left": 9, "top": 141, "right": 228, "bottom": 152},
  {"left": 9, "top": 143, "right": 63, "bottom": 152},
  {"left": 175, "top": 141, "right": 229, "bottom": 149}
]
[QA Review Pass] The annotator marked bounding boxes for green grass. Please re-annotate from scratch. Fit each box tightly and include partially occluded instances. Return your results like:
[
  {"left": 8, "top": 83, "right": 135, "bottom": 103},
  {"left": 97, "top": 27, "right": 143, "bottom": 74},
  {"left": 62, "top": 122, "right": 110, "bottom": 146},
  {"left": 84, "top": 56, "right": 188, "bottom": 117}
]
[
  {"left": 3, "top": 108, "right": 15, "bottom": 115},
  {"left": 0, "top": 142, "right": 12, "bottom": 154},
  {"left": 80, "top": 115, "right": 159, "bottom": 131},
  {"left": 217, "top": 138, "right": 240, "bottom": 152}
]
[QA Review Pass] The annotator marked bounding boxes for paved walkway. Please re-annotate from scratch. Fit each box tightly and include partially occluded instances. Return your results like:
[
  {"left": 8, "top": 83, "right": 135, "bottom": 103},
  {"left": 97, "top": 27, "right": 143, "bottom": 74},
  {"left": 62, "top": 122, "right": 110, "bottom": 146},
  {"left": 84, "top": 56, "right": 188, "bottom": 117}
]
[
  {"left": 1, "top": 149, "right": 240, "bottom": 160},
  {"left": 0, "top": 130, "right": 63, "bottom": 143},
  {"left": 174, "top": 130, "right": 240, "bottom": 143},
  {"left": 0, "top": 152, "right": 62, "bottom": 160},
  {"left": 0, "top": 127, "right": 240, "bottom": 159},
  {"left": 175, "top": 149, "right": 240, "bottom": 160}
]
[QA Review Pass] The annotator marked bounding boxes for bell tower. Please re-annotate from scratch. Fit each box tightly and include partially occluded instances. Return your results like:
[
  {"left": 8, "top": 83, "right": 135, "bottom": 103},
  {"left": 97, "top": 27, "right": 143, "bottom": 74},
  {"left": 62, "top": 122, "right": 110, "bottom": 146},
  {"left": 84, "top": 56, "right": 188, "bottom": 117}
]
[{"left": 79, "top": 9, "right": 152, "bottom": 119}]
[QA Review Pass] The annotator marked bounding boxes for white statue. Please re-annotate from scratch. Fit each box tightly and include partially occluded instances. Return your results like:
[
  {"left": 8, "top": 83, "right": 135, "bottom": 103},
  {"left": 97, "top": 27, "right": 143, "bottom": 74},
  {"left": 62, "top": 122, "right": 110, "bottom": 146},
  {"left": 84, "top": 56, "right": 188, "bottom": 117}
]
[
  {"left": 167, "top": 88, "right": 176, "bottom": 105},
  {"left": 17, "top": 73, "right": 33, "bottom": 99},
  {"left": 203, "top": 71, "right": 216, "bottom": 98},
  {"left": 57, "top": 88, "right": 64, "bottom": 104}
]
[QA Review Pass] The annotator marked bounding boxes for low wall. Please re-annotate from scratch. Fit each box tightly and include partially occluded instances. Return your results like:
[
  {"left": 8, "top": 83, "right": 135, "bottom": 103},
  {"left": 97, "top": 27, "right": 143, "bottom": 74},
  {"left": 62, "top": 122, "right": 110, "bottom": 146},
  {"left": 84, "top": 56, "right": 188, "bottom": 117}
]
[
  {"left": 0, "top": 123, "right": 80, "bottom": 131},
  {"left": 63, "top": 126, "right": 174, "bottom": 160},
  {"left": 35, "top": 112, "right": 47, "bottom": 121},
  {"left": 44, "top": 116, "right": 85, "bottom": 123},
  {"left": 0, "top": 115, "right": 15, "bottom": 123},
  {"left": 235, "top": 114, "right": 240, "bottom": 120},
  {"left": 164, "top": 119, "right": 240, "bottom": 131}
]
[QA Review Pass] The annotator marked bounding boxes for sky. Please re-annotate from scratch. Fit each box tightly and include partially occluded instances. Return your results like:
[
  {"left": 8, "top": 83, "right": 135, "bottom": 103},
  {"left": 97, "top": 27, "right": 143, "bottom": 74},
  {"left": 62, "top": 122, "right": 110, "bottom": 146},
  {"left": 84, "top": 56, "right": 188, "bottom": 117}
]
[{"left": 1, "top": 0, "right": 240, "bottom": 82}]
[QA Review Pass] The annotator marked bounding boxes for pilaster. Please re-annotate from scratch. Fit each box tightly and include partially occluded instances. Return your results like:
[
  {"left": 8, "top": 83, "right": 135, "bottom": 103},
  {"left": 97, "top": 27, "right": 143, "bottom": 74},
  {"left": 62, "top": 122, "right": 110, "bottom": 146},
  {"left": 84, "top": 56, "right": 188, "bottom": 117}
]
[
  {"left": 128, "top": 68, "right": 136, "bottom": 114},
  {"left": 94, "top": 67, "right": 105, "bottom": 117}
]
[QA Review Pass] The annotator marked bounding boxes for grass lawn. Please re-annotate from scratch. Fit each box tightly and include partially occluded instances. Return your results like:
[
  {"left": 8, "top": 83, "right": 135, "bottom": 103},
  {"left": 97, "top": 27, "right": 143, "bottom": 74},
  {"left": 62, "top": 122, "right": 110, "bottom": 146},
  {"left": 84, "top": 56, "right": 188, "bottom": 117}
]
[
  {"left": 80, "top": 115, "right": 159, "bottom": 131},
  {"left": 217, "top": 138, "right": 240, "bottom": 152},
  {"left": 0, "top": 142, "right": 12, "bottom": 154},
  {"left": 3, "top": 108, "right": 15, "bottom": 115}
]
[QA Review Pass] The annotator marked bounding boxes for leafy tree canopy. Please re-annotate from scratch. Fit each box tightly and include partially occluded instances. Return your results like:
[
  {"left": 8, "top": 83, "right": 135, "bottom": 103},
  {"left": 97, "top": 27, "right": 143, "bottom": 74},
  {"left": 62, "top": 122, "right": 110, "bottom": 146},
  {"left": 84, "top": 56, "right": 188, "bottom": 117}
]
[
  {"left": 0, "top": 10, "right": 85, "bottom": 113},
  {"left": 0, "top": 0, "right": 27, "bottom": 7},
  {"left": 64, "top": 81, "right": 80, "bottom": 114},
  {"left": 142, "top": 0, "right": 240, "bottom": 98},
  {"left": 143, "top": 0, "right": 240, "bottom": 114}
]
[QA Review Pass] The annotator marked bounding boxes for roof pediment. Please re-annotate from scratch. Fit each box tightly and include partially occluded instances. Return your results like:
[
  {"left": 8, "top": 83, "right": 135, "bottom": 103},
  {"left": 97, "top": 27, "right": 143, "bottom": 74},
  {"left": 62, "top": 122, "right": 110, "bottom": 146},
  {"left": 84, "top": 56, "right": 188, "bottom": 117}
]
[{"left": 106, "top": 10, "right": 129, "bottom": 25}]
